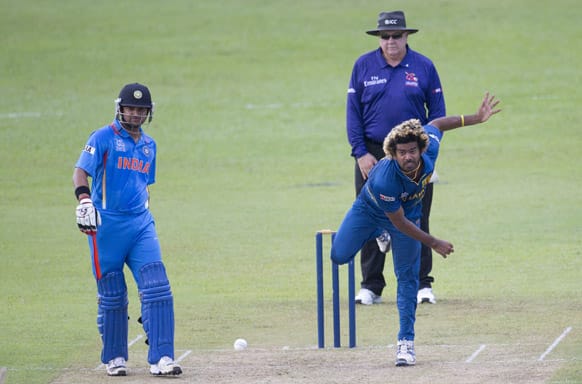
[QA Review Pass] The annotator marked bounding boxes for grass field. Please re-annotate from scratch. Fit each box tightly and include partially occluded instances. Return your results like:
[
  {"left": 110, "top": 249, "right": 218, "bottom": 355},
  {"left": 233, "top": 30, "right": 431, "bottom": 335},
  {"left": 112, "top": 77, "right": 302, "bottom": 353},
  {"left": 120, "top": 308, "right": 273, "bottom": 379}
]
[{"left": 0, "top": 0, "right": 580, "bottom": 383}]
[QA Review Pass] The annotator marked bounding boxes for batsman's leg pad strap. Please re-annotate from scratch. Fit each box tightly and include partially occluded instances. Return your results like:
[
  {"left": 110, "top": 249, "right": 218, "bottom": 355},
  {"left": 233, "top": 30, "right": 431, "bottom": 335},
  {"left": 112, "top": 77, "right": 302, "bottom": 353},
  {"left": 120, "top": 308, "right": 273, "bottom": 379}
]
[
  {"left": 97, "top": 271, "right": 129, "bottom": 363},
  {"left": 138, "top": 262, "right": 175, "bottom": 364}
]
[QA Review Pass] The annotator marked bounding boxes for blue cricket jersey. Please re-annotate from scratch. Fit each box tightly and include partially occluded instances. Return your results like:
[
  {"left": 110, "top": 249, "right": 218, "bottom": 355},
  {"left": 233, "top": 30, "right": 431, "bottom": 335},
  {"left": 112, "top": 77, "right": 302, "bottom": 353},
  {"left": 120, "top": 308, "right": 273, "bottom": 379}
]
[
  {"left": 361, "top": 125, "right": 443, "bottom": 221},
  {"left": 346, "top": 46, "right": 446, "bottom": 158},
  {"left": 75, "top": 119, "right": 156, "bottom": 213}
]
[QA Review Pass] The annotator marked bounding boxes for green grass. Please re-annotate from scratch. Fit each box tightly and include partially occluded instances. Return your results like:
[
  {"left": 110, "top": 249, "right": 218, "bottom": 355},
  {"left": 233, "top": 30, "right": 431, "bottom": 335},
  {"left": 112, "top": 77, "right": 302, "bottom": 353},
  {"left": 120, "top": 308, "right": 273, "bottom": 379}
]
[{"left": 1, "top": 0, "right": 581, "bottom": 383}]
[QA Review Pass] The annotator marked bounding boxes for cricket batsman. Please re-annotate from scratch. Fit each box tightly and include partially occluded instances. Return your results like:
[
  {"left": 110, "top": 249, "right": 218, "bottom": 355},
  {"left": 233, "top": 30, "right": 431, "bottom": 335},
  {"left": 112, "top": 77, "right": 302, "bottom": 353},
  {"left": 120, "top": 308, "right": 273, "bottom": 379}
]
[{"left": 72, "top": 83, "right": 182, "bottom": 376}]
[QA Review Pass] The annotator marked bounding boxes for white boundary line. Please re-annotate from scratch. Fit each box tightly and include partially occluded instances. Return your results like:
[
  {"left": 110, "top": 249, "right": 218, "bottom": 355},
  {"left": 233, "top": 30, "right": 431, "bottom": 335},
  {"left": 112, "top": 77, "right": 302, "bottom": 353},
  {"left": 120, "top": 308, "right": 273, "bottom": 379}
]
[
  {"left": 538, "top": 326, "right": 572, "bottom": 361},
  {"left": 0, "top": 112, "right": 42, "bottom": 119},
  {"left": 244, "top": 102, "right": 334, "bottom": 110},
  {"left": 94, "top": 334, "right": 144, "bottom": 370},
  {"left": 465, "top": 344, "right": 487, "bottom": 363}
]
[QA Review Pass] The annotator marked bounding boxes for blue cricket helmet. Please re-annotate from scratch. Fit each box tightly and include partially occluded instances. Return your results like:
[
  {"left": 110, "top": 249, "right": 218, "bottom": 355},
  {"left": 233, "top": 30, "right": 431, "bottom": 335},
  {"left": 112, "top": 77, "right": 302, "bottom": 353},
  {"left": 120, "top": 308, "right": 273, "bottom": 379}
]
[
  {"left": 116, "top": 83, "right": 153, "bottom": 108},
  {"left": 115, "top": 83, "right": 155, "bottom": 123}
]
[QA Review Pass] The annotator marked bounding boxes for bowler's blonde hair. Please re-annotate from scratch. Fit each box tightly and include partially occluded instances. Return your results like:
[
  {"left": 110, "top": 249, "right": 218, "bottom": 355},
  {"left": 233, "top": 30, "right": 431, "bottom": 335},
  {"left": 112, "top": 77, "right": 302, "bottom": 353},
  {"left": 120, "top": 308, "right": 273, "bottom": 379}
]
[{"left": 383, "top": 119, "right": 429, "bottom": 158}]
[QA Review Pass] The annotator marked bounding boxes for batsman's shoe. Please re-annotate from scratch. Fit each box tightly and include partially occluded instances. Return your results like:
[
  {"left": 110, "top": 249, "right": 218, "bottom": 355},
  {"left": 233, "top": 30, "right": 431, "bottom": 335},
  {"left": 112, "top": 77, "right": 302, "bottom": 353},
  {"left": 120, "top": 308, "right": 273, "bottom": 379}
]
[
  {"left": 150, "top": 356, "right": 182, "bottom": 376},
  {"left": 417, "top": 287, "right": 436, "bottom": 304},
  {"left": 376, "top": 231, "right": 391, "bottom": 253},
  {"left": 106, "top": 357, "right": 127, "bottom": 376},
  {"left": 355, "top": 288, "right": 382, "bottom": 305},
  {"left": 395, "top": 339, "right": 416, "bottom": 366}
]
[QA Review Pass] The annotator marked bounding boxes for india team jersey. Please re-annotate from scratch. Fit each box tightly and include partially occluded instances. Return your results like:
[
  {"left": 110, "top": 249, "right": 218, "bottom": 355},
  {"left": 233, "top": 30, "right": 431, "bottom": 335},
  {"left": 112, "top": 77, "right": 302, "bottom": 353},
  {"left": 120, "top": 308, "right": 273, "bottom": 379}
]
[
  {"left": 75, "top": 119, "right": 156, "bottom": 213},
  {"left": 362, "top": 125, "right": 443, "bottom": 220}
]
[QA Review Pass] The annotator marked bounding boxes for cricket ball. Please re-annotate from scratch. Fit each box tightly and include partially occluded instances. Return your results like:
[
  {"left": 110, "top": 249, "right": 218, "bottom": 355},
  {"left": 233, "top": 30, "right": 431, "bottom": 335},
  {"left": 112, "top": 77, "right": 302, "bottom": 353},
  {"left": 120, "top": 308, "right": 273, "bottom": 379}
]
[{"left": 234, "top": 338, "right": 248, "bottom": 351}]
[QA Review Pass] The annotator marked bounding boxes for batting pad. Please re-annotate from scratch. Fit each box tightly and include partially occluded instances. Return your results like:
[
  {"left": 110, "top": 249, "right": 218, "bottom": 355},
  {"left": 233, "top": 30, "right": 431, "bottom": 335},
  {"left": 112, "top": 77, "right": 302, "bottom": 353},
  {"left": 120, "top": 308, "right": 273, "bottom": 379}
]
[
  {"left": 138, "top": 262, "right": 175, "bottom": 364},
  {"left": 97, "top": 271, "right": 129, "bottom": 363}
]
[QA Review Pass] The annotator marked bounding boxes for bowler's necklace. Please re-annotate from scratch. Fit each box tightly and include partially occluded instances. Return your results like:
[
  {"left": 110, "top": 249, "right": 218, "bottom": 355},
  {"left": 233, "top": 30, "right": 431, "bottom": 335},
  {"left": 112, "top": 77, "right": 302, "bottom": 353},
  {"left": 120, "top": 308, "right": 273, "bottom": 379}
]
[{"left": 403, "top": 160, "right": 422, "bottom": 181}]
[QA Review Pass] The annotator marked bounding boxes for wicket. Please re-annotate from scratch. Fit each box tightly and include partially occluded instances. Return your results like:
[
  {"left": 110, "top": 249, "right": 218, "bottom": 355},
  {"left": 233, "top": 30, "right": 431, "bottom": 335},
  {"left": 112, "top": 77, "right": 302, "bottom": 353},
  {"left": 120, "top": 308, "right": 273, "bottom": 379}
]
[{"left": 315, "top": 229, "right": 356, "bottom": 348}]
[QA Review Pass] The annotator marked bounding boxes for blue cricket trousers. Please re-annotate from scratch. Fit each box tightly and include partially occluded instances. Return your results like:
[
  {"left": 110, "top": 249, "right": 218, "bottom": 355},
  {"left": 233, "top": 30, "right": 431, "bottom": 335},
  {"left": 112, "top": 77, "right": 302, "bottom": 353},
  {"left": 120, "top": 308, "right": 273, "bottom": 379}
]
[
  {"left": 331, "top": 198, "right": 421, "bottom": 341},
  {"left": 87, "top": 209, "right": 162, "bottom": 283}
]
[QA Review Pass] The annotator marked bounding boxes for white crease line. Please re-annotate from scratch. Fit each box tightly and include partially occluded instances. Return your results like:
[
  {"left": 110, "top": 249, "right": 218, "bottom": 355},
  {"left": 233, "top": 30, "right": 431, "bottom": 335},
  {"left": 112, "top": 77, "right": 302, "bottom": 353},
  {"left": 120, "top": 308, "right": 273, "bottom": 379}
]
[
  {"left": 128, "top": 334, "right": 144, "bottom": 347},
  {"left": 94, "top": 334, "right": 144, "bottom": 370},
  {"left": 465, "top": 344, "right": 486, "bottom": 363},
  {"left": 176, "top": 350, "right": 192, "bottom": 363},
  {"left": 538, "top": 326, "right": 572, "bottom": 361}
]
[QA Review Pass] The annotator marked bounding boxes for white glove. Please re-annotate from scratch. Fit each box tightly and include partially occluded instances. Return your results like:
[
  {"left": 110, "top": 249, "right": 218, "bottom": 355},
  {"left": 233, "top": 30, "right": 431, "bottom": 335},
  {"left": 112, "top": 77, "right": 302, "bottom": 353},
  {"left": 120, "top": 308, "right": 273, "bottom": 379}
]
[{"left": 76, "top": 198, "right": 101, "bottom": 234}]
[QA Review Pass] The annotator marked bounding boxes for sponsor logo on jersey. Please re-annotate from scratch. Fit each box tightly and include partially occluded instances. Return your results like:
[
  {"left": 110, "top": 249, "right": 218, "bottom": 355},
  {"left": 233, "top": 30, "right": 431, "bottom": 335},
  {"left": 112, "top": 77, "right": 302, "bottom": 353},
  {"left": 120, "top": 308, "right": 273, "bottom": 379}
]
[
  {"left": 379, "top": 194, "right": 395, "bottom": 202},
  {"left": 83, "top": 145, "right": 95, "bottom": 155},
  {"left": 364, "top": 76, "right": 388, "bottom": 87}
]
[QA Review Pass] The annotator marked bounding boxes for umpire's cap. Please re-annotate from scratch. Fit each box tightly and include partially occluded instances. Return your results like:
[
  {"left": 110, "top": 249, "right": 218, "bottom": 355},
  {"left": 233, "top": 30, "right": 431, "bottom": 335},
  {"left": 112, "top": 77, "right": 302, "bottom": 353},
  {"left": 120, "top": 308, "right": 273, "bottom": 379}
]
[
  {"left": 366, "top": 11, "right": 419, "bottom": 36},
  {"left": 117, "top": 83, "right": 153, "bottom": 109}
]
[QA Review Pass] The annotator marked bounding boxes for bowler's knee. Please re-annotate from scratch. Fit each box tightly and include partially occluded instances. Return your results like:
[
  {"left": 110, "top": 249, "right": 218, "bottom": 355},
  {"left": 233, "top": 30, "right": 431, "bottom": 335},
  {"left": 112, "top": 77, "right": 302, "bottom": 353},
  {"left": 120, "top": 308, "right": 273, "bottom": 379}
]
[{"left": 330, "top": 246, "right": 353, "bottom": 265}]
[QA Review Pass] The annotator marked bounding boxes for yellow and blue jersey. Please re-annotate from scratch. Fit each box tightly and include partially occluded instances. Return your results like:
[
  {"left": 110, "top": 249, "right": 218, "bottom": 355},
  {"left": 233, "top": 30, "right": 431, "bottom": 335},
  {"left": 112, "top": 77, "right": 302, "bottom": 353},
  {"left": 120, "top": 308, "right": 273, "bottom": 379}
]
[{"left": 361, "top": 124, "right": 443, "bottom": 221}]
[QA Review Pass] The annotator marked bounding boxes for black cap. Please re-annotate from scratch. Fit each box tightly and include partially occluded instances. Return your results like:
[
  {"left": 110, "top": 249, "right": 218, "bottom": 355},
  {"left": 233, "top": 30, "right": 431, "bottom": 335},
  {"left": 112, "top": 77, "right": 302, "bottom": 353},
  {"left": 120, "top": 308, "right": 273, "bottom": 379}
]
[{"left": 366, "top": 11, "right": 419, "bottom": 36}]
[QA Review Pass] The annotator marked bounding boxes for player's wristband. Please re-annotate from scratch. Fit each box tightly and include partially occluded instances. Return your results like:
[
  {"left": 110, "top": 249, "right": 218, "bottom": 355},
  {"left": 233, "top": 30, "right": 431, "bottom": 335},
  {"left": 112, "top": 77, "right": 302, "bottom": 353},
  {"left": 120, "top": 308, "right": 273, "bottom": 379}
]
[{"left": 75, "top": 185, "right": 91, "bottom": 200}]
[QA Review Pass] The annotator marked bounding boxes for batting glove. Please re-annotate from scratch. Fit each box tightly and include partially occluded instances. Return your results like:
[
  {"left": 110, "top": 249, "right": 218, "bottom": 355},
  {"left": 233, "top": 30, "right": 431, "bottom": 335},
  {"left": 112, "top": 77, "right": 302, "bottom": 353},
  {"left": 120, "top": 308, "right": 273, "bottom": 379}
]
[{"left": 76, "top": 198, "right": 101, "bottom": 235}]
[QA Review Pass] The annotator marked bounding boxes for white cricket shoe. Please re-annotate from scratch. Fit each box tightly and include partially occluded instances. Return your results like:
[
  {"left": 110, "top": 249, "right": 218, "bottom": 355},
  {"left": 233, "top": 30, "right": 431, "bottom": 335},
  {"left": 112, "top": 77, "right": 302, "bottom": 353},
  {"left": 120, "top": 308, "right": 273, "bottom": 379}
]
[
  {"left": 106, "top": 357, "right": 127, "bottom": 376},
  {"left": 375, "top": 231, "right": 391, "bottom": 253},
  {"left": 355, "top": 288, "right": 382, "bottom": 305},
  {"left": 417, "top": 287, "right": 436, "bottom": 304},
  {"left": 395, "top": 339, "right": 416, "bottom": 366},
  {"left": 150, "top": 356, "right": 182, "bottom": 376}
]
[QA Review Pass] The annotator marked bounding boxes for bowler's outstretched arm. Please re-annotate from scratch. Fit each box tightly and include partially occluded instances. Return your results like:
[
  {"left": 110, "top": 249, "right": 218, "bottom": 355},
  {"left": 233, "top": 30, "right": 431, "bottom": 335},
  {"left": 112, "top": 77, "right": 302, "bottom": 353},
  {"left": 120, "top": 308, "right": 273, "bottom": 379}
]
[{"left": 429, "top": 92, "right": 501, "bottom": 132}]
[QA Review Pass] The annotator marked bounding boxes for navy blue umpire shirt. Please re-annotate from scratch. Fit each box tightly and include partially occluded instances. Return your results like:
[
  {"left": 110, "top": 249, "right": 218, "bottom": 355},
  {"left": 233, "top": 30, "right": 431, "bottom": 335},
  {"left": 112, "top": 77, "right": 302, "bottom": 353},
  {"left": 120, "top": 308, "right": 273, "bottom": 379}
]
[{"left": 347, "top": 46, "right": 446, "bottom": 159}]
